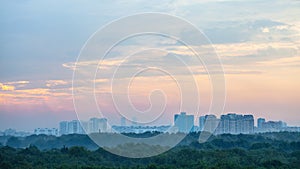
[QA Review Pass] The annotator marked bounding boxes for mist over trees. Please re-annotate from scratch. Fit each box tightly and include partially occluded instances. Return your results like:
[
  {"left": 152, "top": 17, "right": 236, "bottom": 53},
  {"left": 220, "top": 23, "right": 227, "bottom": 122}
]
[{"left": 0, "top": 132, "right": 300, "bottom": 169}]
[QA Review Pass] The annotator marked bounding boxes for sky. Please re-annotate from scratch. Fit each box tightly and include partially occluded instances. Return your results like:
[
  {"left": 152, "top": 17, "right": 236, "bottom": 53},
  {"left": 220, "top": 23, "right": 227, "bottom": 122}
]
[{"left": 0, "top": 0, "right": 300, "bottom": 131}]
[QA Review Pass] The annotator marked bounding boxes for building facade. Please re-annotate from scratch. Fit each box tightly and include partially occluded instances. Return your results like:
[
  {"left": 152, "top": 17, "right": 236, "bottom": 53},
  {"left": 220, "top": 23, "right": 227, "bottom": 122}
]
[
  {"left": 58, "top": 118, "right": 108, "bottom": 135},
  {"left": 257, "top": 119, "right": 286, "bottom": 132},
  {"left": 199, "top": 113, "right": 254, "bottom": 135},
  {"left": 34, "top": 128, "right": 58, "bottom": 136},
  {"left": 174, "top": 112, "right": 194, "bottom": 133},
  {"left": 88, "top": 118, "right": 107, "bottom": 133},
  {"left": 217, "top": 113, "right": 254, "bottom": 134},
  {"left": 59, "top": 121, "right": 68, "bottom": 135},
  {"left": 199, "top": 115, "right": 220, "bottom": 133},
  {"left": 257, "top": 118, "right": 265, "bottom": 129}
]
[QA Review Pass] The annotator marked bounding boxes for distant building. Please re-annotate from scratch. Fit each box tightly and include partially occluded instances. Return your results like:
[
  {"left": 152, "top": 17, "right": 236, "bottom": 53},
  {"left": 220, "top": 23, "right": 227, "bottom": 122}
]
[
  {"left": 242, "top": 115, "right": 255, "bottom": 134},
  {"left": 81, "top": 121, "right": 89, "bottom": 133},
  {"left": 257, "top": 120, "right": 285, "bottom": 132},
  {"left": 68, "top": 120, "right": 85, "bottom": 134},
  {"left": 283, "top": 127, "right": 300, "bottom": 132},
  {"left": 256, "top": 117, "right": 289, "bottom": 133},
  {"left": 88, "top": 118, "right": 107, "bottom": 133},
  {"left": 217, "top": 113, "right": 254, "bottom": 134},
  {"left": 58, "top": 118, "right": 108, "bottom": 135},
  {"left": 201, "top": 115, "right": 220, "bottom": 134},
  {"left": 257, "top": 118, "right": 265, "bottom": 129},
  {"left": 4, "top": 128, "right": 16, "bottom": 136},
  {"left": 55, "top": 114, "right": 297, "bottom": 135},
  {"left": 220, "top": 114, "right": 239, "bottom": 134},
  {"left": 34, "top": 128, "right": 58, "bottom": 136},
  {"left": 59, "top": 121, "right": 68, "bottom": 135},
  {"left": 174, "top": 112, "right": 194, "bottom": 133},
  {"left": 112, "top": 125, "right": 171, "bottom": 133},
  {"left": 199, "top": 113, "right": 255, "bottom": 135},
  {"left": 1, "top": 128, "right": 31, "bottom": 137},
  {"left": 199, "top": 116, "right": 206, "bottom": 131}
]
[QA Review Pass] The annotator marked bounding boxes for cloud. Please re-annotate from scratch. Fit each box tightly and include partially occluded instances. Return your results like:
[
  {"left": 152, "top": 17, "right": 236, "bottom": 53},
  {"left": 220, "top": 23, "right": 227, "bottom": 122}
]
[
  {"left": 0, "top": 81, "right": 30, "bottom": 91},
  {"left": 62, "top": 59, "right": 125, "bottom": 71},
  {"left": 0, "top": 82, "right": 73, "bottom": 115},
  {"left": 0, "top": 83, "right": 15, "bottom": 91},
  {"left": 261, "top": 27, "right": 270, "bottom": 33},
  {"left": 257, "top": 56, "right": 300, "bottom": 67},
  {"left": 5, "top": 81, "right": 29, "bottom": 85},
  {"left": 222, "top": 46, "right": 298, "bottom": 65},
  {"left": 46, "top": 80, "right": 68, "bottom": 88},
  {"left": 1, "top": 0, "right": 300, "bottom": 128},
  {"left": 202, "top": 19, "right": 289, "bottom": 44},
  {"left": 64, "top": 40, "right": 298, "bottom": 82}
]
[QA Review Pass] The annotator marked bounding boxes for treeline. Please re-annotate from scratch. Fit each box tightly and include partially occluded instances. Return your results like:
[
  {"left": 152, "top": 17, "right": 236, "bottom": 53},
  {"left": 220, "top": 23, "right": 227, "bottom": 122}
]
[
  {"left": 2, "top": 132, "right": 300, "bottom": 150},
  {"left": 0, "top": 132, "right": 299, "bottom": 169}
]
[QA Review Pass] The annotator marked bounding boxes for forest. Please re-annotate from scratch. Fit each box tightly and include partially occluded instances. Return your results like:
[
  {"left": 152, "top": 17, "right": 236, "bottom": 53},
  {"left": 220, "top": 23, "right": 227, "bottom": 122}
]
[{"left": 0, "top": 132, "right": 300, "bottom": 169}]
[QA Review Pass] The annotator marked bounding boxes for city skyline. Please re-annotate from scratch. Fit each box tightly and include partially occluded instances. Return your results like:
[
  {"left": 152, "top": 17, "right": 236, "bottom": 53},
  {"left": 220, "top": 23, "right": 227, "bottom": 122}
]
[
  {"left": 1, "top": 1, "right": 300, "bottom": 167},
  {"left": 1, "top": 109, "right": 298, "bottom": 131},
  {"left": 1, "top": 112, "right": 299, "bottom": 135},
  {"left": 1, "top": 0, "right": 300, "bottom": 131}
]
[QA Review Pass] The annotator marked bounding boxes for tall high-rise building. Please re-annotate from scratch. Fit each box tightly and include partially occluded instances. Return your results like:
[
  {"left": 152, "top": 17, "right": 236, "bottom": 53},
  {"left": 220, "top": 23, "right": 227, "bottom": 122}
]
[
  {"left": 98, "top": 118, "right": 107, "bottom": 132},
  {"left": 261, "top": 121, "right": 285, "bottom": 132},
  {"left": 242, "top": 115, "right": 254, "bottom": 134},
  {"left": 59, "top": 121, "right": 68, "bottom": 135},
  {"left": 257, "top": 118, "right": 265, "bottom": 129},
  {"left": 81, "top": 121, "right": 88, "bottom": 134},
  {"left": 202, "top": 115, "right": 220, "bottom": 134},
  {"left": 174, "top": 112, "right": 194, "bottom": 133},
  {"left": 59, "top": 118, "right": 108, "bottom": 134},
  {"left": 88, "top": 118, "right": 108, "bottom": 133},
  {"left": 68, "top": 120, "right": 84, "bottom": 134},
  {"left": 256, "top": 117, "right": 287, "bottom": 133},
  {"left": 199, "top": 116, "right": 206, "bottom": 131},
  {"left": 217, "top": 113, "right": 254, "bottom": 134}
]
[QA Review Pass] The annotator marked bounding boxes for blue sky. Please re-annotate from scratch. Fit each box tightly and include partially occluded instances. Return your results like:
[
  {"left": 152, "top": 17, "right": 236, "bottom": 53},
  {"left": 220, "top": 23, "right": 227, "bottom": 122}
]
[{"left": 0, "top": 0, "right": 300, "bottom": 131}]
